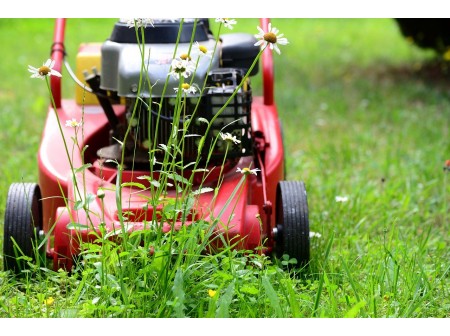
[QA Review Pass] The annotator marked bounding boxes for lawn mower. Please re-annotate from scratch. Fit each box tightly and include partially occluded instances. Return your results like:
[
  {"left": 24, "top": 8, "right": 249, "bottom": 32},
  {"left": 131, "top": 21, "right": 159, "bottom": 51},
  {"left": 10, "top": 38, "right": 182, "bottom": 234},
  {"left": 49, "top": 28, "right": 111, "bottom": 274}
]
[{"left": 3, "top": 18, "right": 310, "bottom": 273}]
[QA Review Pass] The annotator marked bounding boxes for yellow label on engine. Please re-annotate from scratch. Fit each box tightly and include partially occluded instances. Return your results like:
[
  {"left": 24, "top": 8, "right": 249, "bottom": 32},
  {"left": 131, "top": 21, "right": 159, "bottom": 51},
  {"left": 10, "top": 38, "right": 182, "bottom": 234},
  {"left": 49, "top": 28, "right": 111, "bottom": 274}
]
[{"left": 75, "top": 43, "right": 102, "bottom": 105}]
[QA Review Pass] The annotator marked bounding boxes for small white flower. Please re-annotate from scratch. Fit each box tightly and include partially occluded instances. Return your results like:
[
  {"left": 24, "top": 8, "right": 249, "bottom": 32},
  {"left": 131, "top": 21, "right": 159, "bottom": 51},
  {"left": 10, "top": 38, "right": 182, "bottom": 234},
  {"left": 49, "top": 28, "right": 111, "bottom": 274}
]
[
  {"left": 254, "top": 23, "right": 289, "bottom": 55},
  {"left": 174, "top": 83, "right": 198, "bottom": 94},
  {"left": 169, "top": 58, "right": 196, "bottom": 80},
  {"left": 65, "top": 118, "right": 82, "bottom": 128},
  {"left": 97, "top": 188, "right": 105, "bottom": 199},
  {"left": 195, "top": 41, "right": 213, "bottom": 58},
  {"left": 124, "top": 18, "right": 154, "bottom": 28},
  {"left": 236, "top": 167, "right": 260, "bottom": 176},
  {"left": 215, "top": 18, "right": 237, "bottom": 30},
  {"left": 309, "top": 231, "right": 322, "bottom": 239},
  {"left": 335, "top": 196, "right": 349, "bottom": 203},
  {"left": 220, "top": 132, "right": 241, "bottom": 145},
  {"left": 28, "top": 59, "right": 62, "bottom": 80}
]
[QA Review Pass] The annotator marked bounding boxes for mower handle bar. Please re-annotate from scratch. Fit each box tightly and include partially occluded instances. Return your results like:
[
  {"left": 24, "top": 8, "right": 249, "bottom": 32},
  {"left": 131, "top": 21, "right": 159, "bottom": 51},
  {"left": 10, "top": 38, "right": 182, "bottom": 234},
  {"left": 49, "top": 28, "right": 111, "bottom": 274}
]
[{"left": 50, "top": 18, "right": 274, "bottom": 108}]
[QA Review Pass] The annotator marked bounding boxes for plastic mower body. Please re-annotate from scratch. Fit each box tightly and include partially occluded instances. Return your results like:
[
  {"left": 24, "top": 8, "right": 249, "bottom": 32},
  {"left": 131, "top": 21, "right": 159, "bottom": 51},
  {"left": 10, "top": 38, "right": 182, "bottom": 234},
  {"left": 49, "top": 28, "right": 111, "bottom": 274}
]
[{"left": 3, "top": 18, "right": 310, "bottom": 273}]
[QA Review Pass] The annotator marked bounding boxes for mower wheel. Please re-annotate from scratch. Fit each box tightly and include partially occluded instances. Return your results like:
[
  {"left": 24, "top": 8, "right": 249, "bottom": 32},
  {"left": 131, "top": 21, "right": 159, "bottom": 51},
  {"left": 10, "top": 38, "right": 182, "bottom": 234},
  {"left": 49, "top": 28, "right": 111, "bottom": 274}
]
[
  {"left": 3, "top": 183, "right": 43, "bottom": 273},
  {"left": 275, "top": 180, "right": 310, "bottom": 267}
]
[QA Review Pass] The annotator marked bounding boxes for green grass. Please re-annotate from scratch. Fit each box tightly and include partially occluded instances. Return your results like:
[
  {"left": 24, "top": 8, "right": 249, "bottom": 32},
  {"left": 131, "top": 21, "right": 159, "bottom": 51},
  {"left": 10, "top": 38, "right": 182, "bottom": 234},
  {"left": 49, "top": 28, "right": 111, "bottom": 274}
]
[{"left": 0, "top": 18, "right": 449, "bottom": 318}]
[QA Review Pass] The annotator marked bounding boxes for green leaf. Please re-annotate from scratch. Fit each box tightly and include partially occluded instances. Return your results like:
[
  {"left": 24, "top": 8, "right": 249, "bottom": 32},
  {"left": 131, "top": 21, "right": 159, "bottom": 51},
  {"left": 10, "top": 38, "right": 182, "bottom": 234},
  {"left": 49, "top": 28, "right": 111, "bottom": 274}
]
[
  {"left": 74, "top": 163, "right": 92, "bottom": 174},
  {"left": 121, "top": 182, "right": 147, "bottom": 190},
  {"left": 192, "top": 187, "right": 214, "bottom": 195},
  {"left": 136, "top": 175, "right": 151, "bottom": 180},
  {"left": 67, "top": 223, "right": 90, "bottom": 230},
  {"left": 240, "top": 285, "right": 259, "bottom": 295},
  {"left": 74, "top": 193, "right": 95, "bottom": 210},
  {"left": 197, "top": 117, "right": 209, "bottom": 125},
  {"left": 104, "top": 223, "right": 134, "bottom": 239},
  {"left": 198, "top": 136, "right": 205, "bottom": 154},
  {"left": 136, "top": 175, "right": 161, "bottom": 188},
  {"left": 344, "top": 300, "right": 366, "bottom": 318},
  {"left": 119, "top": 251, "right": 130, "bottom": 258},
  {"left": 166, "top": 173, "right": 191, "bottom": 186},
  {"left": 74, "top": 200, "right": 84, "bottom": 210},
  {"left": 150, "top": 180, "right": 161, "bottom": 188},
  {"left": 216, "top": 271, "right": 234, "bottom": 281},
  {"left": 191, "top": 168, "right": 209, "bottom": 173}
]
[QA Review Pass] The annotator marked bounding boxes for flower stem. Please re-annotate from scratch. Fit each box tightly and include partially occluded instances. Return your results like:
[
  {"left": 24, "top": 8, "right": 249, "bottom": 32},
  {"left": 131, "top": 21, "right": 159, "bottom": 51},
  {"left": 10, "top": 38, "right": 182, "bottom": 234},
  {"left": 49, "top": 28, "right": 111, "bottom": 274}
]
[{"left": 45, "top": 77, "right": 82, "bottom": 200}]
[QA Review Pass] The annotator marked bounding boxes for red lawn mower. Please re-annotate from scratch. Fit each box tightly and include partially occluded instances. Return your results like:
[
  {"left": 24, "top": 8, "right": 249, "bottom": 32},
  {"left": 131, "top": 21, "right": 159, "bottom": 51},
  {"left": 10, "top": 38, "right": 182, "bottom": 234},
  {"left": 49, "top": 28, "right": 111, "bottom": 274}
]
[{"left": 3, "top": 18, "right": 310, "bottom": 273}]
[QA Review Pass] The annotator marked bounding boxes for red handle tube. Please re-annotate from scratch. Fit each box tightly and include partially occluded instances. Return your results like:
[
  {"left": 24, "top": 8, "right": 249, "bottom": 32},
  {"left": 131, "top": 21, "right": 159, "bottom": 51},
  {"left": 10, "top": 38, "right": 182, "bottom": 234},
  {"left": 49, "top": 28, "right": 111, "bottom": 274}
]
[
  {"left": 50, "top": 18, "right": 66, "bottom": 108},
  {"left": 259, "top": 18, "right": 274, "bottom": 106}
]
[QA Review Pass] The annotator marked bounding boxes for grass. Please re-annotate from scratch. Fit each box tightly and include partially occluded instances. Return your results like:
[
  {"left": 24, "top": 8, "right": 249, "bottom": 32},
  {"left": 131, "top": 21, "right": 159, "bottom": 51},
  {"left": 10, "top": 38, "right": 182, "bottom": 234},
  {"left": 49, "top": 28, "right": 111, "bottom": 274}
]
[{"left": 0, "top": 18, "right": 449, "bottom": 318}]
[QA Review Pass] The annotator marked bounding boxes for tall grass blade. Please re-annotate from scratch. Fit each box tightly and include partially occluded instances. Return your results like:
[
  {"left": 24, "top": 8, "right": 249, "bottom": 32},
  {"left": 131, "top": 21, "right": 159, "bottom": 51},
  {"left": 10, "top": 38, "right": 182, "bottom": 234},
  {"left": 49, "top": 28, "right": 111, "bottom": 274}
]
[
  {"left": 313, "top": 232, "right": 334, "bottom": 316},
  {"left": 262, "top": 276, "right": 284, "bottom": 317},
  {"left": 172, "top": 268, "right": 186, "bottom": 318},
  {"left": 340, "top": 257, "right": 361, "bottom": 302},
  {"left": 216, "top": 280, "right": 235, "bottom": 318}
]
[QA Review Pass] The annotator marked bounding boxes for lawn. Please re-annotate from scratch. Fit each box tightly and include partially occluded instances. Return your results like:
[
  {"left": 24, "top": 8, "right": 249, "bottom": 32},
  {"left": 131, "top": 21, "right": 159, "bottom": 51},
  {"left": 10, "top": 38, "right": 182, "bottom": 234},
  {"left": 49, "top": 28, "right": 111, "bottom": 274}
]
[{"left": 0, "top": 18, "right": 448, "bottom": 318}]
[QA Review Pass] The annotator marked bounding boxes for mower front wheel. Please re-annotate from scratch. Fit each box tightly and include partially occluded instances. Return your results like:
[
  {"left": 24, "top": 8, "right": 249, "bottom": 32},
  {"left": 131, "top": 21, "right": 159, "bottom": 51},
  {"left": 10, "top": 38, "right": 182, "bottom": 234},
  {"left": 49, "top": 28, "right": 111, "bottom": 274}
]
[
  {"left": 274, "top": 180, "right": 310, "bottom": 267},
  {"left": 3, "top": 183, "right": 44, "bottom": 273}
]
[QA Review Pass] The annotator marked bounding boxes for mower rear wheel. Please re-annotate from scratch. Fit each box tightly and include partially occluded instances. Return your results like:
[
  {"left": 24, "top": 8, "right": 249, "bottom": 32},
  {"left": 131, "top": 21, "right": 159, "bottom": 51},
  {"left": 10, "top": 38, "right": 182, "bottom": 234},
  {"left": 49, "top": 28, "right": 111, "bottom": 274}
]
[
  {"left": 275, "top": 180, "right": 310, "bottom": 267},
  {"left": 3, "top": 183, "right": 43, "bottom": 273}
]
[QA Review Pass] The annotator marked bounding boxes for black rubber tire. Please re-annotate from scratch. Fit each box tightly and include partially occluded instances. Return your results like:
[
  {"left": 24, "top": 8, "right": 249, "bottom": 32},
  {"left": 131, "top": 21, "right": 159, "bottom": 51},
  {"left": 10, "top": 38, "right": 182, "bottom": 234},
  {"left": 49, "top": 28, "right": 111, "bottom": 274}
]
[
  {"left": 3, "top": 183, "right": 43, "bottom": 273},
  {"left": 275, "top": 180, "right": 310, "bottom": 267}
]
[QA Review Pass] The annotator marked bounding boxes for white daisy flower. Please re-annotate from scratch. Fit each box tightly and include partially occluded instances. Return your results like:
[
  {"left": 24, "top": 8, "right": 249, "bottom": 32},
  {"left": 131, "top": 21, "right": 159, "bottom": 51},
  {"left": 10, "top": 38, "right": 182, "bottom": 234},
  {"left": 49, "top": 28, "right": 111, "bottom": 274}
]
[
  {"left": 124, "top": 18, "right": 154, "bottom": 28},
  {"left": 174, "top": 83, "right": 198, "bottom": 94},
  {"left": 169, "top": 58, "right": 196, "bottom": 80},
  {"left": 236, "top": 167, "right": 260, "bottom": 176},
  {"left": 28, "top": 59, "right": 62, "bottom": 80},
  {"left": 309, "top": 231, "right": 322, "bottom": 239},
  {"left": 220, "top": 132, "right": 241, "bottom": 144},
  {"left": 215, "top": 18, "right": 237, "bottom": 30},
  {"left": 65, "top": 118, "right": 82, "bottom": 128},
  {"left": 195, "top": 41, "right": 213, "bottom": 58},
  {"left": 335, "top": 196, "right": 349, "bottom": 203},
  {"left": 254, "top": 23, "right": 289, "bottom": 55}
]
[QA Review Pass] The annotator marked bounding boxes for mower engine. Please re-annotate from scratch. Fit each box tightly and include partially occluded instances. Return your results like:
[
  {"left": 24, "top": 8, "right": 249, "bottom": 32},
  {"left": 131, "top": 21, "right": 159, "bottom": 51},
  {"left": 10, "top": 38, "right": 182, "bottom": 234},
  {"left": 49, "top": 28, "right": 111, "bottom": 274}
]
[{"left": 86, "top": 19, "right": 259, "bottom": 169}]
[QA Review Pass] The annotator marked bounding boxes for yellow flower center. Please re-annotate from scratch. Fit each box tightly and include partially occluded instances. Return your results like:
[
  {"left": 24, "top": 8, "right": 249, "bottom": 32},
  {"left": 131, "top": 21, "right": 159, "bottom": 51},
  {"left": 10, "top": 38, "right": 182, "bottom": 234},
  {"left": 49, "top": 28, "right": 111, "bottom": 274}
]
[
  {"left": 199, "top": 45, "right": 208, "bottom": 54},
  {"left": 38, "top": 65, "right": 51, "bottom": 76},
  {"left": 181, "top": 83, "right": 191, "bottom": 90},
  {"left": 263, "top": 32, "right": 277, "bottom": 44},
  {"left": 180, "top": 53, "right": 191, "bottom": 61},
  {"left": 242, "top": 168, "right": 250, "bottom": 173},
  {"left": 208, "top": 289, "right": 217, "bottom": 298}
]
